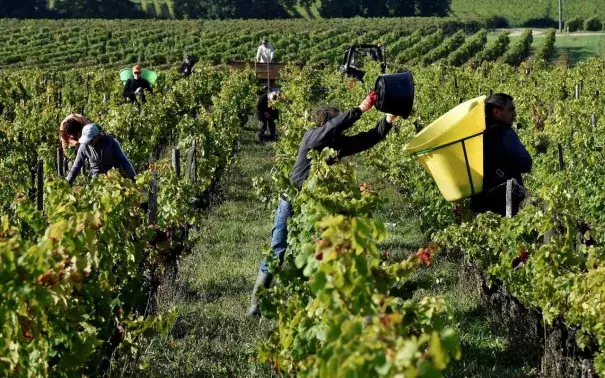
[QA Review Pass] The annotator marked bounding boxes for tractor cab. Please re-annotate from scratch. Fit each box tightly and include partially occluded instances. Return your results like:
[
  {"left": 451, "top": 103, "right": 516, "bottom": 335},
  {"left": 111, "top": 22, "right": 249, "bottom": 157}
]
[{"left": 340, "top": 44, "right": 387, "bottom": 82}]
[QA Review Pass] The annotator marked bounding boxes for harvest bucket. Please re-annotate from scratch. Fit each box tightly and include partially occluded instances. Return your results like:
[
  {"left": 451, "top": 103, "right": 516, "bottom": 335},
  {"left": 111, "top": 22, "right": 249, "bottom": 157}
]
[
  {"left": 404, "top": 96, "right": 487, "bottom": 202},
  {"left": 374, "top": 71, "right": 414, "bottom": 118},
  {"left": 119, "top": 68, "right": 158, "bottom": 86}
]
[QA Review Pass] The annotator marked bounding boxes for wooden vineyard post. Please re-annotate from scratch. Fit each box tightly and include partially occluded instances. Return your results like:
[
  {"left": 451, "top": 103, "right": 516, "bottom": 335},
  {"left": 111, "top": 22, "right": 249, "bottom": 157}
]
[
  {"left": 172, "top": 148, "right": 181, "bottom": 178},
  {"left": 148, "top": 173, "right": 158, "bottom": 225},
  {"left": 56, "top": 148, "right": 65, "bottom": 176},
  {"left": 36, "top": 161, "right": 43, "bottom": 211},
  {"left": 505, "top": 179, "right": 514, "bottom": 218},
  {"left": 590, "top": 114, "right": 602, "bottom": 150},
  {"left": 591, "top": 114, "right": 597, "bottom": 129},
  {"left": 185, "top": 140, "right": 197, "bottom": 184},
  {"left": 544, "top": 145, "right": 566, "bottom": 244},
  {"left": 575, "top": 84, "right": 580, "bottom": 99}
]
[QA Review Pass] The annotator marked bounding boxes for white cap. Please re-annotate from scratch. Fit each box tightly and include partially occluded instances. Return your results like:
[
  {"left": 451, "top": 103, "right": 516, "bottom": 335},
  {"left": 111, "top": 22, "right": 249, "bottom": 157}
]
[{"left": 79, "top": 124, "right": 99, "bottom": 144}]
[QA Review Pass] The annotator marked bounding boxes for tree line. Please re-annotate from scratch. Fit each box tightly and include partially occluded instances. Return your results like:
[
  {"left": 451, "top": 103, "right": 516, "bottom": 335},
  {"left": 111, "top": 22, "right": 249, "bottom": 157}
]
[{"left": 0, "top": 0, "right": 450, "bottom": 19}]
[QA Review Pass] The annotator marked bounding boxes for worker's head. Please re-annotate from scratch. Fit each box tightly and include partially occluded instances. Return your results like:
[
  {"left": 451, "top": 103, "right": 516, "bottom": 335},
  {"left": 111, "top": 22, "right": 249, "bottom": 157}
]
[
  {"left": 268, "top": 90, "right": 281, "bottom": 101},
  {"left": 79, "top": 124, "right": 100, "bottom": 145},
  {"left": 377, "top": 42, "right": 383, "bottom": 47},
  {"left": 132, "top": 65, "right": 142, "bottom": 79},
  {"left": 63, "top": 117, "right": 87, "bottom": 139},
  {"left": 262, "top": 39, "right": 269, "bottom": 46},
  {"left": 486, "top": 93, "right": 516, "bottom": 126},
  {"left": 314, "top": 106, "right": 341, "bottom": 127}
]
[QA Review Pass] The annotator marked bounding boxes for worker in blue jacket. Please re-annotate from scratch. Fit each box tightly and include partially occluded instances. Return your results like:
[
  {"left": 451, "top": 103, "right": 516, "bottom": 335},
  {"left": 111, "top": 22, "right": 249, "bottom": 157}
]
[
  {"left": 471, "top": 93, "right": 532, "bottom": 216},
  {"left": 66, "top": 124, "right": 136, "bottom": 185}
]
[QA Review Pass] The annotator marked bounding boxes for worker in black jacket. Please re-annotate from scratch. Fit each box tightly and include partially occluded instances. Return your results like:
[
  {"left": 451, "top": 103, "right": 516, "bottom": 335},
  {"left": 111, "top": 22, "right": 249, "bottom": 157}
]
[
  {"left": 180, "top": 56, "right": 195, "bottom": 77},
  {"left": 471, "top": 93, "right": 532, "bottom": 216},
  {"left": 123, "top": 65, "right": 153, "bottom": 103},
  {"left": 257, "top": 90, "right": 279, "bottom": 141},
  {"left": 247, "top": 91, "right": 398, "bottom": 317}
]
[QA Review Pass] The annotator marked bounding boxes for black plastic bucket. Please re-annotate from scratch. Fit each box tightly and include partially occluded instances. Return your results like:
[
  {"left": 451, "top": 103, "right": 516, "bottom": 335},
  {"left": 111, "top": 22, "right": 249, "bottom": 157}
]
[{"left": 374, "top": 71, "right": 414, "bottom": 118}]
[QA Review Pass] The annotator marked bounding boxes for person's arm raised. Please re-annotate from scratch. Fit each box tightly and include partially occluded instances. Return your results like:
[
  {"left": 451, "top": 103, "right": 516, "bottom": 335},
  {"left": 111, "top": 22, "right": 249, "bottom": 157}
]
[
  {"left": 305, "top": 108, "right": 363, "bottom": 148},
  {"left": 334, "top": 114, "right": 398, "bottom": 158},
  {"left": 305, "top": 92, "right": 379, "bottom": 148}
]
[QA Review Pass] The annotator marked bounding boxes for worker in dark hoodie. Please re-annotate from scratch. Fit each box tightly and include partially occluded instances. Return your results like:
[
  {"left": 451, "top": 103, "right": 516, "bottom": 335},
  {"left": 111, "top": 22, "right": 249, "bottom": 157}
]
[{"left": 247, "top": 91, "right": 398, "bottom": 317}]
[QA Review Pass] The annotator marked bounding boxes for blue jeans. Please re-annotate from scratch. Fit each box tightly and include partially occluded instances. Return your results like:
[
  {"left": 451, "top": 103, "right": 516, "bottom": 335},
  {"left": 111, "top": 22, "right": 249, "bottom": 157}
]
[{"left": 259, "top": 199, "right": 293, "bottom": 273}]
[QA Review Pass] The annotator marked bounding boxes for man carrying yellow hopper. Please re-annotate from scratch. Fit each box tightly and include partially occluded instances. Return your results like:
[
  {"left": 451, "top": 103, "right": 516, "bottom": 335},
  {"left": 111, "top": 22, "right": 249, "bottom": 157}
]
[
  {"left": 404, "top": 93, "right": 532, "bottom": 217},
  {"left": 471, "top": 93, "right": 532, "bottom": 216}
]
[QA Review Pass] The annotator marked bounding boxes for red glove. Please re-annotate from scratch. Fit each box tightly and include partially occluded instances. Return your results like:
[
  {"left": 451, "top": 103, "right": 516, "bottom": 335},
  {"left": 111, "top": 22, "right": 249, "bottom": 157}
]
[{"left": 359, "top": 91, "right": 379, "bottom": 112}]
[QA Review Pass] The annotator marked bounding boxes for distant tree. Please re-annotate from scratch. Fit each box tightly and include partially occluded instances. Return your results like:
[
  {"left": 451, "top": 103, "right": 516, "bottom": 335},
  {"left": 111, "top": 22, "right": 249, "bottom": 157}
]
[
  {"left": 416, "top": 0, "right": 450, "bottom": 16},
  {"left": 53, "top": 0, "right": 96, "bottom": 18},
  {"left": 361, "top": 0, "right": 390, "bottom": 17},
  {"left": 239, "top": 0, "right": 291, "bottom": 18},
  {"left": 173, "top": 0, "right": 291, "bottom": 19},
  {"left": 52, "top": 0, "right": 143, "bottom": 18},
  {"left": 101, "top": 0, "right": 146, "bottom": 18},
  {"left": 319, "top": 0, "right": 362, "bottom": 17},
  {"left": 0, "top": 0, "right": 452, "bottom": 19},
  {"left": 386, "top": 0, "right": 416, "bottom": 17},
  {"left": 0, "top": 0, "right": 48, "bottom": 17},
  {"left": 172, "top": 0, "right": 197, "bottom": 18}
]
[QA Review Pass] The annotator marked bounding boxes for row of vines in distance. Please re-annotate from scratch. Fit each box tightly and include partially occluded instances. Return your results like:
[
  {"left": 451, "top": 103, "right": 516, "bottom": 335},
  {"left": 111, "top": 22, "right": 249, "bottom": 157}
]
[{"left": 0, "top": 19, "right": 556, "bottom": 70}]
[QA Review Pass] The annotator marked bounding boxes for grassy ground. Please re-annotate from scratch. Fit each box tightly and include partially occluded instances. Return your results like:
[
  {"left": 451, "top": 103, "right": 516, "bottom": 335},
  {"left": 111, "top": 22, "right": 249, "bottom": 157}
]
[
  {"left": 134, "top": 122, "right": 278, "bottom": 377},
  {"left": 353, "top": 157, "right": 541, "bottom": 377},
  {"left": 486, "top": 29, "right": 605, "bottom": 65},
  {"left": 552, "top": 34, "right": 605, "bottom": 64},
  {"left": 131, "top": 121, "right": 541, "bottom": 377}
]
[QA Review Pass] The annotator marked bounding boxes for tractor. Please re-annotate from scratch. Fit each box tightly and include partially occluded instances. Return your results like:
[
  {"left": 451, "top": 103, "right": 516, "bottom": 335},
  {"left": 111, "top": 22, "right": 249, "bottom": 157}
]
[{"left": 340, "top": 44, "right": 387, "bottom": 82}]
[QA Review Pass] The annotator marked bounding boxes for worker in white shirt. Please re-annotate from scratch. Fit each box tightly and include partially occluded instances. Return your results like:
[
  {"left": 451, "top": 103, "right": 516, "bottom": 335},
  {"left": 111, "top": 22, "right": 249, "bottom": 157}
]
[{"left": 256, "top": 39, "right": 275, "bottom": 63}]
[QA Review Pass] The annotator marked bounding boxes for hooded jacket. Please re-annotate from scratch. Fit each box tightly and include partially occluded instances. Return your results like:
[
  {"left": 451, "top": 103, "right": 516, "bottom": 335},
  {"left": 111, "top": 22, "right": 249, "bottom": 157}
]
[
  {"left": 290, "top": 108, "right": 392, "bottom": 188},
  {"left": 67, "top": 134, "right": 136, "bottom": 184}
]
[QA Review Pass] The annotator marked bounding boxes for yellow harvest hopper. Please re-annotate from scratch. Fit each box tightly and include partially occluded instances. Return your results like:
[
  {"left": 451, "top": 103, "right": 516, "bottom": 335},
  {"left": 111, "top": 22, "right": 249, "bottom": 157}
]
[{"left": 404, "top": 96, "right": 487, "bottom": 202}]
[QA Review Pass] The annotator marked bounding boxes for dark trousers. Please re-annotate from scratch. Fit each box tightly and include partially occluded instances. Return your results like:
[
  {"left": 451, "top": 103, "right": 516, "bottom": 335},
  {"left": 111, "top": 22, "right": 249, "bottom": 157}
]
[
  {"left": 258, "top": 119, "right": 276, "bottom": 139},
  {"left": 471, "top": 179, "right": 526, "bottom": 217}
]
